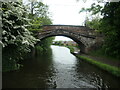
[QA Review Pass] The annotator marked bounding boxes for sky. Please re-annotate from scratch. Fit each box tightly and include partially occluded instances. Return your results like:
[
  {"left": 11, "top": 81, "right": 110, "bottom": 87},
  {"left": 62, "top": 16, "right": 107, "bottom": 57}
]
[
  {"left": 23, "top": 0, "right": 103, "bottom": 41},
  {"left": 42, "top": 0, "right": 101, "bottom": 41},
  {"left": 42, "top": 0, "right": 98, "bottom": 25}
]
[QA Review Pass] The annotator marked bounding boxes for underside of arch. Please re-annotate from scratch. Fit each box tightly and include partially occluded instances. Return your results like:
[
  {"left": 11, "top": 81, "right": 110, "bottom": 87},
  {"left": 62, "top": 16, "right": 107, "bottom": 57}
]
[{"left": 39, "top": 34, "right": 86, "bottom": 53}]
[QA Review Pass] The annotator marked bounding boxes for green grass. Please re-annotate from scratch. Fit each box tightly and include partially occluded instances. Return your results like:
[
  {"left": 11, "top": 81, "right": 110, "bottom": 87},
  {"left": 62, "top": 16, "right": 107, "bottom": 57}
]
[
  {"left": 76, "top": 55, "right": 120, "bottom": 77},
  {"left": 66, "top": 46, "right": 74, "bottom": 53},
  {"left": 90, "top": 49, "right": 119, "bottom": 61}
]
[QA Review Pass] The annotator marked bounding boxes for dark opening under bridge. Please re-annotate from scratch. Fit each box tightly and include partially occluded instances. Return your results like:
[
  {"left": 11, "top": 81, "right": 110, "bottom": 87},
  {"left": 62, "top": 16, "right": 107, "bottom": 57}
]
[{"left": 38, "top": 25, "right": 103, "bottom": 53}]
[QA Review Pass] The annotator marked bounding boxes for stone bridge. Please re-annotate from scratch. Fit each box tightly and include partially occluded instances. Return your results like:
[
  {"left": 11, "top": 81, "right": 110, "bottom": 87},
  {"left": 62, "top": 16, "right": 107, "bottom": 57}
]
[{"left": 38, "top": 25, "right": 103, "bottom": 53}]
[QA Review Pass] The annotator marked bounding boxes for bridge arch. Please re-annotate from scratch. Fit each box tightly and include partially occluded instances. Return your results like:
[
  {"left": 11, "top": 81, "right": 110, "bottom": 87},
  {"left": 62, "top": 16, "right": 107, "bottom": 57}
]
[
  {"left": 40, "top": 34, "right": 86, "bottom": 53},
  {"left": 38, "top": 25, "right": 102, "bottom": 53}
]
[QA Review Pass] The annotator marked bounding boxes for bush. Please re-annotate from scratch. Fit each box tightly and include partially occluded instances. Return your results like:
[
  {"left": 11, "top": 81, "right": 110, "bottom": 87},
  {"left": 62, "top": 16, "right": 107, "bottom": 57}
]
[{"left": 2, "top": 1, "right": 38, "bottom": 71}]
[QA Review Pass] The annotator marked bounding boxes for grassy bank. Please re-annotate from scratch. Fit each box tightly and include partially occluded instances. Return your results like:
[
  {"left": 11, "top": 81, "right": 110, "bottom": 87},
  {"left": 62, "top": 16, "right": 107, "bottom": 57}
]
[
  {"left": 66, "top": 46, "right": 74, "bottom": 53},
  {"left": 76, "top": 55, "right": 120, "bottom": 77},
  {"left": 66, "top": 45, "right": 120, "bottom": 77}
]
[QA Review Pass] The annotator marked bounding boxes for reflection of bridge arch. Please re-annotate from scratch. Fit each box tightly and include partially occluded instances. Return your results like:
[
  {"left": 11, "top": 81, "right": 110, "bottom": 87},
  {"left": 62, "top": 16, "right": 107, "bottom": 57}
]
[{"left": 38, "top": 25, "right": 103, "bottom": 53}]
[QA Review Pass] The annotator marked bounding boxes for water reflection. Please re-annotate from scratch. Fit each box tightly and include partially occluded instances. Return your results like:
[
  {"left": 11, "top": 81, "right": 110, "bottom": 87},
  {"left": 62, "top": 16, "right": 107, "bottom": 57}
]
[
  {"left": 2, "top": 45, "right": 120, "bottom": 89},
  {"left": 74, "top": 58, "right": 120, "bottom": 89},
  {"left": 3, "top": 47, "right": 56, "bottom": 88}
]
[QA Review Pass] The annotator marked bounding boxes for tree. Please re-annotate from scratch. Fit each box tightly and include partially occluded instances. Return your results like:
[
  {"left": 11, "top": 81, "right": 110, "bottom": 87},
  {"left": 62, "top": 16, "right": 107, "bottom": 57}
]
[
  {"left": 85, "top": 17, "right": 102, "bottom": 32},
  {"left": 26, "top": 1, "right": 54, "bottom": 51},
  {"left": 101, "top": 2, "right": 120, "bottom": 59},
  {"left": 79, "top": 3, "right": 103, "bottom": 26},
  {"left": 79, "top": 1, "right": 120, "bottom": 59},
  {"left": 26, "top": 1, "right": 52, "bottom": 31},
  {"left": 2, "top": 1, "right": 38, "bottom": 71}
]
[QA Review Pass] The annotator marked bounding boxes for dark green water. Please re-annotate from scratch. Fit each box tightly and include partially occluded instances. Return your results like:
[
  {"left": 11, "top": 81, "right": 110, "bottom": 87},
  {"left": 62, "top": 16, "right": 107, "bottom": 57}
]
[{"left": 2, "top": 45, "right": 120, "bottom": 89}]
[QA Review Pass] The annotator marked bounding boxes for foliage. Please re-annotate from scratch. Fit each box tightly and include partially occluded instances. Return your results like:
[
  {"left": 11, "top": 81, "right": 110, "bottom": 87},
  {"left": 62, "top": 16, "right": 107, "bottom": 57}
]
[
  {"left": 79, "top": 3, "right": 103, "bottom": 27},
  {"left": 66, "top": 46, "right": 74, "bottom": 53},
  {"left": 39, "top": 37, "right": 55, "bottom": 51},
  {"left": 53, "top": 41, "right": 79, "bottom": 53},
  {"left": 89, "top": 48, "right": 119, "bottom": 61},
  {"left": 26, "top": 1, "right": 54, "bottom": 52},
  {"left": 29, "top": 16, "right": 52, "bottom": 31},
  {"left": 80, "top": 2, "right": 120, "bottom": 59},
  {"left": 100, "top": 2, "right": 120, "bottom": 59},
  {"left": 79, "top": 3, "right": 103, "bottom": 15},
  {"left": 35, "top": 45, "right": 43, "bottom": 55},
  {"left": 27, "top": 1, "right": 52, "bottom": 31},
  {"left": 53, "top": 41, "right": 64, "bottom": 46},
  {"left": 85, "top": 17, "right": 102, "bottom": 32},
  {"left": 2, "top": 1, "right": 38, "bottom": 71}
]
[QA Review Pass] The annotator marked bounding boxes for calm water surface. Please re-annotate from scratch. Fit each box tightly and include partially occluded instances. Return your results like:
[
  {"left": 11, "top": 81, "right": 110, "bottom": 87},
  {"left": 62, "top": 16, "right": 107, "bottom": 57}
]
[{"left": 3, "top": 45, "right": 120, "bottom": 89}]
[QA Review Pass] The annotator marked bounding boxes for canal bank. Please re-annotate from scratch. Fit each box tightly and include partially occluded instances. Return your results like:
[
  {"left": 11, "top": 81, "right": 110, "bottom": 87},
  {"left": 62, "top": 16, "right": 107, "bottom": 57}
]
[{"left": 66, "top": 46, "right": 120, "bottom": 77}]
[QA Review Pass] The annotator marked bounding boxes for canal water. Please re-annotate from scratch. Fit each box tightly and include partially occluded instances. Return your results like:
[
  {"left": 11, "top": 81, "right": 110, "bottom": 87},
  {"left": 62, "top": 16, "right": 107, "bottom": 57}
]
[{"left": 2, "top": 45, "right": 120, "bottom": 89}]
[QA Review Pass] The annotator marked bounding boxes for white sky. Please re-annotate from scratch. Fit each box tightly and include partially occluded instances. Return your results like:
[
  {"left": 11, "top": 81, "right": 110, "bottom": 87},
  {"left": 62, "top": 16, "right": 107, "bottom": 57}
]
[
  {"left": 42, "top": 0, "right": 100, "bottom": 41},
  {"left": 23, "top": 0, "right": 103, "bottom": 41},
  {"left": 43, "top": 0, "right": 98, "bottom": 25}
]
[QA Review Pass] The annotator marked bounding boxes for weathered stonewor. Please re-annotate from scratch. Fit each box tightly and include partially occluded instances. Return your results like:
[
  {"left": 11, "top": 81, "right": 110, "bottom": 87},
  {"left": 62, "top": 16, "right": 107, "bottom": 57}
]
[{"left": 38, "top": 25, "right": 103, "bottom": 53}]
